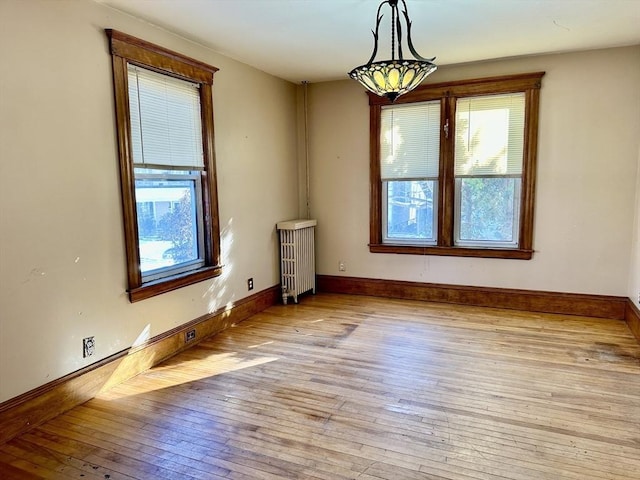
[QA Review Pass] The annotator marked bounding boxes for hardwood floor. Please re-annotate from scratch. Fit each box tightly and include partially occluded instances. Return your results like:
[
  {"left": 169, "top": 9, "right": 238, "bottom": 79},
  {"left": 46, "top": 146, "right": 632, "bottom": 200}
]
[{"left": 1, "top": 293, "right": 639, "bottom": 479}]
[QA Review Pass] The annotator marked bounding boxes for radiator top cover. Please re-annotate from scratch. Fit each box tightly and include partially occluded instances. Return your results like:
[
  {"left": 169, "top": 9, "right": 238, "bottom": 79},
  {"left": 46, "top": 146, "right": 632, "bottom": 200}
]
[{"left": 276, "top": 219, "right": 317, "bottom": 230}]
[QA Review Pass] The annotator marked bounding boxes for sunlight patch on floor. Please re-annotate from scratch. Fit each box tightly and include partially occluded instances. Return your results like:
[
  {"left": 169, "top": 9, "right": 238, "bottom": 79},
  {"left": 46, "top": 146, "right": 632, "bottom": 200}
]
[
  {"left": 247, "top": 341, "right": 274, "bottom": 349},
  {"left": 101, "top": 352, "right": 279, "bottom": 400}
]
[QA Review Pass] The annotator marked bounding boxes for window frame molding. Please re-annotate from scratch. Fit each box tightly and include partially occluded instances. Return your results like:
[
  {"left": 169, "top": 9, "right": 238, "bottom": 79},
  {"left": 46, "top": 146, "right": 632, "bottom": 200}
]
[
  {"left": 106, "top": 29, "right": 222, "bottom": 302},
  {"left": 369, "top": 72, "right": 544, "bottom": 260}
]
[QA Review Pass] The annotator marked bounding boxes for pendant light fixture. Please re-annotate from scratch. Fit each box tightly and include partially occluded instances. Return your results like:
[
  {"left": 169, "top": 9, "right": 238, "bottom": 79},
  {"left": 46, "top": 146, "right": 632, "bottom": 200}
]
[{"left": 349, "top": 0, "right": 437, "bottom": 102}]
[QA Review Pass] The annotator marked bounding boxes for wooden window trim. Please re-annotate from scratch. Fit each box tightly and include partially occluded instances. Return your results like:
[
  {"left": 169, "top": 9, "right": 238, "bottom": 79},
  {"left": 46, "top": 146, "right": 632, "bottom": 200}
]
[
  {"left": 106, "top": 29, "right": 222, "bottom": 302},
  {"left": 369, "top": 72, "right": 544, "bottom": 259}
]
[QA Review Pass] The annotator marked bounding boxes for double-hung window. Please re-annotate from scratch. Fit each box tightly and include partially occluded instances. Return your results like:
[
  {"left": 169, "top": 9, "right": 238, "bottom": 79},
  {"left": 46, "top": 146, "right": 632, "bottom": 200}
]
[
  {"left": 370, "top": 72, "right": 543, "bottom": 259},
  {"left": 454, "top": 93, "right": 525, "bottom": 248},
  {"left": 381, "top": 101, "right": 440, "bottom": 245},
  {"left": 107, "top": 30, "right": 222, "bottom": 301}
]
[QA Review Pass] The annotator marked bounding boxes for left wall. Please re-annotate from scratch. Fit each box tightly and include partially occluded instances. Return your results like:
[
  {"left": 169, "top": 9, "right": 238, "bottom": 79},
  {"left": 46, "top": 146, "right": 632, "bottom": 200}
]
[
  {"left": 0, "top": 0, "right": 299, "bottom": 403},
  {"left": 630, "top": 146, "right": 640, "bottom": 310}
]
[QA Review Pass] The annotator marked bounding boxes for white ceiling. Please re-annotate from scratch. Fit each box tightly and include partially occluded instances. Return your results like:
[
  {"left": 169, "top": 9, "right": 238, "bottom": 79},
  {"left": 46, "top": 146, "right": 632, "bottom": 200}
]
[{"left": 98, "top": 0, "right": 640, "bottom": 83}]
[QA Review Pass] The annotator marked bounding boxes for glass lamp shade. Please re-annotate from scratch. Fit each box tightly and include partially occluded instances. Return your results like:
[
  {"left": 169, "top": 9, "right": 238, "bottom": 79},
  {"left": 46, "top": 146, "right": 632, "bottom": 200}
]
[{"left": 349, "top": 58, "right": 437, "bottom": 102}]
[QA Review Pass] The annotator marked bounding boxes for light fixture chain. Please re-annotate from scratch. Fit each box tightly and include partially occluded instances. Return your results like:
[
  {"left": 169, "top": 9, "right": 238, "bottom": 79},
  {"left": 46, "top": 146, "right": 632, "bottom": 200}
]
[
  {"left": 397, "top": 5, "right": 404, "bottom": 60},
  {"left": 391, "top": 1, "right": 396, "bottom": 60}
]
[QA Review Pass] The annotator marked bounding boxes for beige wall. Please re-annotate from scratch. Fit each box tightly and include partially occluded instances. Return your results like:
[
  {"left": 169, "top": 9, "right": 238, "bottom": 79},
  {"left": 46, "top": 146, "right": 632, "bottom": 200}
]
[
  {"left": 309, "top": 46, "right": 640, "bottom": 296},
  {"left": 0, "top": 0, "right": 298, "bottom": 402},
  {"left": 630, "top": 146, "right": 640, "bottom": 309}
]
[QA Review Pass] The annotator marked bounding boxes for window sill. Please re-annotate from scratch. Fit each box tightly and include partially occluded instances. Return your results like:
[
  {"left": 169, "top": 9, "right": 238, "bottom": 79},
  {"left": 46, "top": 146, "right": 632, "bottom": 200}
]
[
  {"left": 369, "top": 244, "right": 533, "bottom": 260},
  {"left": 128, "top": 265, "right": 223, "bottom": 302}
]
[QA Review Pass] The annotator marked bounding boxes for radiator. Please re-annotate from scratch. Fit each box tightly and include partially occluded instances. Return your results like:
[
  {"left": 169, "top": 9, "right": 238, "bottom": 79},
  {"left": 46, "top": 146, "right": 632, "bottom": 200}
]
[{"left": 276, "top": 219, "right": 317, "bottom": 304}]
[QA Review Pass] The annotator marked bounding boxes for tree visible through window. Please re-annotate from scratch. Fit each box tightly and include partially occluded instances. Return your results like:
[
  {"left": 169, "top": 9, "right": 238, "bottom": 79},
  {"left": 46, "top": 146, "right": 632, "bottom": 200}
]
[
  {"left": 107, "top": 30, "right": 222, "bottom": 301},
  {"left": 369, "top": 72, "right": 544, "bottom": 259}
]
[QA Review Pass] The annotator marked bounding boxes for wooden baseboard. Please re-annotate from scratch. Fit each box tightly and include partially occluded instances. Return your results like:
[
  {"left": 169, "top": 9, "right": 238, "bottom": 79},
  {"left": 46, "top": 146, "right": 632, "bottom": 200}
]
[
  {"left": 317, "top": 275, "right": 627, "bottom": 320},
  {"left": 0, "top": 285, "right": 280, "bottom": 445},
  {"left": 625, "top": 299, "right": 640, "bottom": 344}
]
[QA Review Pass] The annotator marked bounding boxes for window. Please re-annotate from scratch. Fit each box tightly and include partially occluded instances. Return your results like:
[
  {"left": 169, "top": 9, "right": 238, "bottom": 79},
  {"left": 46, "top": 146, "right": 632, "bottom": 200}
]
[
  {"left": 369, "top": 72, "right": 544, "bottom": 259},
  {"left": 107, "top": 30, "right": 222, "bottom": 301},
  {"left": 381, "top": 101, "right": 440, "bottom": 245}
]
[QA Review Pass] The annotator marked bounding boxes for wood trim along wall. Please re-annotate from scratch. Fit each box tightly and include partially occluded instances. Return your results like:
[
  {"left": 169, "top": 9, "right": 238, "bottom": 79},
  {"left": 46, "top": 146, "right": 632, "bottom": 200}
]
[
  {"left": 625, "top": 299, "right": 640, "bottom": 344},
  {"left": 0, "top": 285, "right": 280, "bottom": 445},
  {"left": 317, "top": 275, "right": 627, "bottom": 320}
]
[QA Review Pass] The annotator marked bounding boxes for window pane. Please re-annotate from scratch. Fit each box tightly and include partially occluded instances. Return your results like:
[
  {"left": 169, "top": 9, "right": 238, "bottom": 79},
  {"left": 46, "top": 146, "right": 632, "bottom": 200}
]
[
  {"left": 456, "top": 177, "right": 520, "bottom": 245},
  {"left": 385, "top": 180, "right": 437, "bottom": 243},
  {"left": 135, "top": 176, "right": 201, "bottom": 275},
  {"left": 455, "top": 93, "right": 525, "bottom": 176},
  {"left": 128, "top": 64, "right": 204, "bottom": 168},
  {"left": 380, "top": 101, "right": 440, "bottom": 180}
]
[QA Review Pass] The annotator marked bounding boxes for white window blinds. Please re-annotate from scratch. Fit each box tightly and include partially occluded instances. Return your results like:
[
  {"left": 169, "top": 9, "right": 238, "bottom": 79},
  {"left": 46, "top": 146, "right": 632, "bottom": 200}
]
[
  {"left": 380, "top": 101, "right": 440, "bottom": 180},
  {"left": 454, "top": 93, "right": 525, "bottom": 176},
  {"left": 127, "top": 64, "right": 204, "bottom": 168}
]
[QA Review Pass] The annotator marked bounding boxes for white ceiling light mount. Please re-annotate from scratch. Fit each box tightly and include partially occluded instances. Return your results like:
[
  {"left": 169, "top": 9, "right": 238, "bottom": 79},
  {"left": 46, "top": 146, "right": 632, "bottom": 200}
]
[{"left": 349, "top": 0, "right": 437, "bottom": 102}]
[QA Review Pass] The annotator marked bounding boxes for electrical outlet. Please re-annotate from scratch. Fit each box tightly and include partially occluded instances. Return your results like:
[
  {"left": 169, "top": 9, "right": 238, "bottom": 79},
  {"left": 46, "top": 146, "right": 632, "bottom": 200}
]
[
  {"left": 83, "top": 337, "right": 95, "bottom": 358},
  {"left": 247, "top": 278, "right": 254, "bottom": 291},
  {"left": 338, "top": 261, "right": 346, "bottom": 272},
  {"left": 185, "top": 329, "right": 196, "bottom": 342}
]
